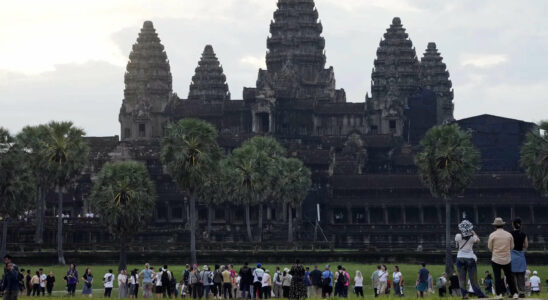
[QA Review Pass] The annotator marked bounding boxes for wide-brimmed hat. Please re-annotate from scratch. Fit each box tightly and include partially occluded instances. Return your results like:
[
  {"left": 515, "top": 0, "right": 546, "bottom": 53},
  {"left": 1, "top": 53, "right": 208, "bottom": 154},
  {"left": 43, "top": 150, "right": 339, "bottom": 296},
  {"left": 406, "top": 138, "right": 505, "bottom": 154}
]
[
  {"left": 283, "top": 268, "right": 289, "bottom": 272},
  {"left": 492, "top": 217, "right": 506, "bottom": 226},
  {"left": 458, "top": 220, "right": 474, "bottom": 237}
]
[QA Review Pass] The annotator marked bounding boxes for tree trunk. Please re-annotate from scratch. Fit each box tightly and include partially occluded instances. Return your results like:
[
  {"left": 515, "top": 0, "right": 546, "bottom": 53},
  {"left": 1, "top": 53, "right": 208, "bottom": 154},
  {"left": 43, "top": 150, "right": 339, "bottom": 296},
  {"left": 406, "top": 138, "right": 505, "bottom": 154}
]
[
  {"left": 34, "top": 186, "right": 45, "bottom": 245},
  {"left": 0, "top": 218, "right": 8, "bottom": 259},
  {"left": 245, "top": 204, "right": 253, "bottom": 242},
  {"left": 445, "top": 198, "right": 453, "bottom": 274},
  {"left": 119, "top": 235, "right": 127, "bottom": 272},
  {"left": 288, "top": 204, "right": 293, "bottom": 243},
  {"left": 189, "top": 195, "right": 197, "bottom": 265},
  {"left": 258, "top": 204, "right": 263, "bottom": 242},
  {"left": 57, "top": 185, "right": 66, "bottom": 265},
  {"left": 207, "top": 205, "right": 213, "bottom": 238}
]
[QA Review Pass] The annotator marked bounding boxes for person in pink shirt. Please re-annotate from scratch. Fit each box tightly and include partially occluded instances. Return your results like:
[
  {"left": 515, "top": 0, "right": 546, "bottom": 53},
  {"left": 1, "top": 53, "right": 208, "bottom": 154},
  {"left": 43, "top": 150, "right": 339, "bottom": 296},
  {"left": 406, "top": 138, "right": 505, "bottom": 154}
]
[{"left": 343, "top": 267, "right": 350, "bottom": 297}]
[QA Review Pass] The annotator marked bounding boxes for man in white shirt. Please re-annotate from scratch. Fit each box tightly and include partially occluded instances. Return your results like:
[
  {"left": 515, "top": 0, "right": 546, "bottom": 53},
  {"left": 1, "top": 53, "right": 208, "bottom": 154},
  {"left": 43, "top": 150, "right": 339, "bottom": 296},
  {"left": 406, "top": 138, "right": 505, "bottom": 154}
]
[
  {"left": 104, "top": 269, "right": 115, "bottom": 298},
  {"left": 252, "top": 264, "right": 265, "bottom": 299},
  {"left": 530, "top": 271, "right": 541, "bottom": 295},
  {"left": 39, "top": 269, "right": 47, "bottom": 296}
]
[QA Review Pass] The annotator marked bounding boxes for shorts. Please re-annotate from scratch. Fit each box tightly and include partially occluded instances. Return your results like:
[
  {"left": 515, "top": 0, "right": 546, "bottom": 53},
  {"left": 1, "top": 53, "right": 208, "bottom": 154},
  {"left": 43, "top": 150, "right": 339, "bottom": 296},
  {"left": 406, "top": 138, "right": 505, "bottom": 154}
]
[
  {"left": 155, "top": 286, "right": 164, "bottom": 294},
  {"left": 416, "top": 282, "right": 428, "bottom": 292}
]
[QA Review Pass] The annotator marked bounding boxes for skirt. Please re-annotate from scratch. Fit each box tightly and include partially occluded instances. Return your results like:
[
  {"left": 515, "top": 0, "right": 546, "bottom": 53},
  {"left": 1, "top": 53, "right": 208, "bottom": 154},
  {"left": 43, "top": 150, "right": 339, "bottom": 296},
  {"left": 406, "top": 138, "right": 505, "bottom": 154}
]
[
  {"left": 416, "top": 282, "right": 428, "bottom": 292},
  {"left": 82, "top": 284, "right": 93, "bottom": 295},
  {"left": 511, "top": 250, "right": 526, "bottom": 273}
]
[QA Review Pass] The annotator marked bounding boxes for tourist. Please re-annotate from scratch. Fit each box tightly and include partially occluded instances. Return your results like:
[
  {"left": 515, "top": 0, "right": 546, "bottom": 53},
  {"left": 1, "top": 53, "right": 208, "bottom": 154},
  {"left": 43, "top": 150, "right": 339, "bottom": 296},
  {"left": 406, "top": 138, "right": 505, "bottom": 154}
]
[
  {"left": 427, "top": 273, "right": 433, "bottom": 294},
  {"left": 154, "top": 267, "right": 164, "bottom": 299},
  {"left": 304, "top": 267, "right": 311, "bottom": 298},
  {"left": 82, "top": 268, "right": 93, "bottom": 298},
  {"left": 140, "top": 263, "right": 154, "bottom": 299},
  {"left": 37, "top": 269, "right": 46, "bottom": 296},
  {"left": 104, "top": 269, "right": 115, "bottom": 298},
  {"left": 342, "top": 267, "right": 350, "bottom": 297},
  {"left": 309, "top": 266, "right": 322, "bottom": 298},
  {"left": 281, "top": 268, "right": 291, "bottom": 298},
  {"left": 118, "top": 269, "right": 129, "bottom": 298},
  {"left": 129, "top": 269, "right": 138, "bottom": 299},
  {"left": 17, "top": 268, "right": 25, "bottom": 296},
  {"left": 182, "top": 264, "right": 191, "bottom": 298},
  {"left": 529, "top": 271, "right": 541, "bottom": 295},
  {"left": 321, "top": 265, "right": 333, "bottom": 298},
  {"left": 455, "top": 220, "right": 485, "bottom": 298},
  {"left": 333, "top": 265, "right": 346, "bottom": 297},
  {"left": 31, "top": 271, "right": 40, "bottom": 296},
  {"left": 202, "top": 265, "right": 214, "bottom": 299},
  {"left": 416, "top": 263, "right": 429, "bottom": 298},
  {"left": 272, "top": 267, "right": 282, "bottom": 298},
  {"left": 436, "top": 273, "right": 447, "bottom": 297},
  {"left": 261, "top": 270, "right": 271, "bottom": 299},
  {"left": 488, "top": 217, "right": 518, "bottom": 299},
  {"left": 66, "top": 264, "right": 79, "bottom": 297},
  {"left": 46, "top": 271, "right": 55, "bottom": 296},
  {"left": 3, "top": 255, "right": 17, "bottom": 272},
  {"left": 392, "top": 266, "right": 403, "bottom": 297},
  {"left": 483, "top": 271, "right": 493, "bottom": 295},
  {"left": 371, "top": 266, "right": 380, "bottom": 297},
  {"left": 449, "top": 271, "right": 460, "bottom": 296},
  {"left": 377, "top": 265, "right": 388, "bottom": 296},
  {"left": 162, "top": 265, "right": 175, "bottom": 298},
  {"left": 3, "top": 262, "right": 20, "bottom": 300},
  {"left": 510, "top": 218, "right": 528, "bottom": 298},
  {"left": 239, "top": 263, "right": 252, "bottom": 299},
  {"left": 252, "top": 264, "right": 264, "bottom": 299},
  {"left": 289, "top": 259, "right": 306, "bottom": 300},
  {"left": 353, "top": 271, "right": 363, "bottom": 297},
  {"left": 213, "top": 265, "right": 223, "bottom": 299},
  {"left": 220, "top": 266, "right": 232, "bottom": 299},
  {"left": 25, "top": 270, "right": 31, "bottom": 296},
  {"left": 190, "top": 265, "right": 203, "bottom": 299}
]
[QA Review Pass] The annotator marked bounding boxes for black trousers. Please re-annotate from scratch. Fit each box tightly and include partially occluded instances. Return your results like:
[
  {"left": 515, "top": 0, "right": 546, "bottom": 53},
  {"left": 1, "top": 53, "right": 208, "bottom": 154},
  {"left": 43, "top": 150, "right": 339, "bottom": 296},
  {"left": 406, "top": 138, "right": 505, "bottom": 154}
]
[
  {"left": 67, "top": 283, "right": 76, "bottom": 296},
  {"left": 192, "top": 283, "right": 203, "bottom": 299},
  {"left": 253, "top": 282, "right": 262, "bottom": 299},
  {"left": 438, "top": 287, "right": 447, "bottom": 297},
  {"left": 104, "top": 287, "right": 113, "bottom": 298},
  {"left": 354, "top": 287, "right": 363, "bottom": 297},
  {"left": 491, "top": 262, "right": 517, "bottom": 296},
  {"left": 222, "top": 283, "right": 232, "bottom": 299},
  {"left": 262, "top": 286, "right": 271, "bottom": 299}
]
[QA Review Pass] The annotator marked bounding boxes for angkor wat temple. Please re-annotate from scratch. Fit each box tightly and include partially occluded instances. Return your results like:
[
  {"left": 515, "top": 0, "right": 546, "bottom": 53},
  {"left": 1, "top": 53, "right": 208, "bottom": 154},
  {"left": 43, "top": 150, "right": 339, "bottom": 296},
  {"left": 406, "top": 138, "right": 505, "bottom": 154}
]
[{"left": 9, "top": 0, "right": 546, "bottom": 257}]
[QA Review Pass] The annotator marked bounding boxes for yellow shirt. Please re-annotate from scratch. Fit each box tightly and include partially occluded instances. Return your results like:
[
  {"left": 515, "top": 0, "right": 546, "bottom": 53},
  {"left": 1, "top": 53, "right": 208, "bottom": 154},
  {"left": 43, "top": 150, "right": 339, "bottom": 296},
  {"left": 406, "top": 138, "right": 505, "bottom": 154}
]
[
  {"left": 488, "top": 228, "right": 514, "bottom": 265},
  {"left": 222, "top": 270, "right": 232, "bottom": 283}
]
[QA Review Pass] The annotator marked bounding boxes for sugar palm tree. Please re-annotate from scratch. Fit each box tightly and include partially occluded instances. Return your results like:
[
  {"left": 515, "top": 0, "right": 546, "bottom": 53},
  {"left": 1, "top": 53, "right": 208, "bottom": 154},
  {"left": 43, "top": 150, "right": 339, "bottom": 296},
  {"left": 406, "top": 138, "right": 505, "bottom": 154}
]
[
  {"left": 90, "top": 161, "right": 156, "bottom": 270},
  {"left": 197, "top": 161, "right": 231, "bottom": 237},
  {"left": 0, "top": 128, "right": 35, "bottom": 258},
  {"left": 415, "top": 124, "right": 480, "bottom": 274},
  {"left": 161, "top": 118, "right": 221, "bottom": 264},
  {"left": 520, "top": 121, "right": 548, "bottom": 197},
  {"left": 279, "top": 157, "right": 311, "bottom": 242},
  {"left": 41, "top": 121, "right": 89, "bottom": 265}
]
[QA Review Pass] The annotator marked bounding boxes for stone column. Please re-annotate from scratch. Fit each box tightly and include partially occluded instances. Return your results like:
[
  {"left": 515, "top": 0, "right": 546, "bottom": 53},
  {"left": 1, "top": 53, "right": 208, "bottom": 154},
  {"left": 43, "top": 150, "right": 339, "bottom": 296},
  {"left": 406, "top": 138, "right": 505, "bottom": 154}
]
[
  {"left": 510, "top": 205, "right": 515, "bottom": 221},
  {"left": 437, "top": 205, "right": 442, "bottom": 224},
  {"left": 383, "top": 205, "right": 389, "bottom": 225},
  {"left": 529, "top": 205, "right": 535, "bottom": 224},
  {"left": 401, "top": 205, "right": 406, "bottom": 224},
  {"left": 474, "top": 205, "right": 479, "bottom": 224},
  {"left": 347, "top": 205, "right": 353, "bottom": 224},
  {"left": 419, "top": 204, "right": 425, "bottom": 224}
]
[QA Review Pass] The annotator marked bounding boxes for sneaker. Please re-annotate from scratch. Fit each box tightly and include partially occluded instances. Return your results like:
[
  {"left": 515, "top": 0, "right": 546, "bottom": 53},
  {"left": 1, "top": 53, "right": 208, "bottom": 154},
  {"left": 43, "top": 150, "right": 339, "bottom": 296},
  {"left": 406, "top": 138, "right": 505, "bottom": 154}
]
[
  {"left": 493, "top": 294, "right": 504, "bottom": 300},
  {"left": 513, "top": 293, "right": 519, "bottom": 299}
]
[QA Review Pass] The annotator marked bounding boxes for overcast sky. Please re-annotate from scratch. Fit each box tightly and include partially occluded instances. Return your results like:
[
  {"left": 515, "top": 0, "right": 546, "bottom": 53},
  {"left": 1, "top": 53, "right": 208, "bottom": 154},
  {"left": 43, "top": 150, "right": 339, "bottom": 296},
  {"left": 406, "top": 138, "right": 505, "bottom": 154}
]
[{"left": 1, "top": 0, "right": 546, "bottom": 136}]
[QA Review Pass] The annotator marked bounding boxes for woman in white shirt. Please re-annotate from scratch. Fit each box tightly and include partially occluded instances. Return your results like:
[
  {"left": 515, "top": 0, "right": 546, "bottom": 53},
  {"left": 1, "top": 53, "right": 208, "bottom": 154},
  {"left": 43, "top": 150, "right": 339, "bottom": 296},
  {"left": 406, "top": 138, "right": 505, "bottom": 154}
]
[
  {"left": 455, "top": 220, "right": 485, "bottom": 298},
  {"left": 261, "top": 270, "right": 272, "bottom": 299},
  {"left": 354, "top": 271, "right": 364, "bottom": 297},
  {"left": 377, "top": 265, "right": 388, "bottom": 295},
  {"left": 392, "top": 265, "right": 403, "bottom": 296},
  {"left": 118, "top": 269, "right": 128, "bottom": 298}
]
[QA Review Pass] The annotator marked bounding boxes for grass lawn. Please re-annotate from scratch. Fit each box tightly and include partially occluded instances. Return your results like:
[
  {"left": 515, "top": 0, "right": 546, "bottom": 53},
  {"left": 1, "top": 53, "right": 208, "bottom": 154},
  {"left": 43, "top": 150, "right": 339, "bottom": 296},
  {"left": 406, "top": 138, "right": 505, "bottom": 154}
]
[{"left": 15, "top": 263, "right": 548, "bottom": 298}]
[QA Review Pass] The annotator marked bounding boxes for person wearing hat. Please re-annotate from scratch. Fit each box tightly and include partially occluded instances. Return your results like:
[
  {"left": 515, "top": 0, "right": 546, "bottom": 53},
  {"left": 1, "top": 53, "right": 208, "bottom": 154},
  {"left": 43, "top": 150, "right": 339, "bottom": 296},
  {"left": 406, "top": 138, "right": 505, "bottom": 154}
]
[
  {"left": 529, "top": 271, "right": 541, "bottom": 295},
  {"left": 455, "top": 220, "right": 485, "bottom": 298},
  {"left": 201, "top": 265, "right": 213, "bottom": 299},
  {"left": 252, "top": 263, "right": 264, "bottom": 299},
  {"left": 488, "top": 217, "right": 518, "bottom": 299}
]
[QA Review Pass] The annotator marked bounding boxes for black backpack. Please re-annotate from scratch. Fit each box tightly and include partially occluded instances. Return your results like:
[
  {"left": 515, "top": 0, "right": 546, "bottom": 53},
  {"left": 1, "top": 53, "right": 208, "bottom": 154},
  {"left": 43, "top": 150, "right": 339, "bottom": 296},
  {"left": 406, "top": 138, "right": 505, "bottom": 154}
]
[
  {"left": 337, "top": 272, "right": 347, "bottom": 285},
  {"left": 161, "top": 271, "right": 169, "bottom": 285},
  {"left": 213, "top": 271, "right": 222, "bottom": 284},
  {"left": 321, "top": 273, "right": 331, "bottom": 287}
]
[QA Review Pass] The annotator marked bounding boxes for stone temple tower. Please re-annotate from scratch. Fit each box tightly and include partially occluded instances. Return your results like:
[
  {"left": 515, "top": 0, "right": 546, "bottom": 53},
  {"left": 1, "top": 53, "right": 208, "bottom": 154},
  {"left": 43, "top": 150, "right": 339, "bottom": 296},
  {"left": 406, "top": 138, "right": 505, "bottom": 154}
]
[
  {"left": 188, "top": 45, "right": 230, "bottom": 103},
  {"left": 119, "top": 21, "right": 173, "bottom": 141}
]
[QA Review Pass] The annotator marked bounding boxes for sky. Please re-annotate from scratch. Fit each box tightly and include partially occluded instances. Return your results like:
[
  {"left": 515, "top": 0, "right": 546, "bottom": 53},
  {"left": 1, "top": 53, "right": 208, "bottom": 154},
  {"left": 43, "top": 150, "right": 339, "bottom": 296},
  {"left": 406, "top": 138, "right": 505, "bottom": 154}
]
[{"left": 1, "top": 0, "right": 547, "bottom": 137}]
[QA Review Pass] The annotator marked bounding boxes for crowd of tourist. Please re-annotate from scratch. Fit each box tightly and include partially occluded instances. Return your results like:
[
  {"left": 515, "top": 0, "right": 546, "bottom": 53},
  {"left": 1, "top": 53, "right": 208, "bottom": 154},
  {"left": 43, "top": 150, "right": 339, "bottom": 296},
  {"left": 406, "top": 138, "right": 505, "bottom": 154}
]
[{"left": 0, "top": 217, "right": 545, "bottom": 300}]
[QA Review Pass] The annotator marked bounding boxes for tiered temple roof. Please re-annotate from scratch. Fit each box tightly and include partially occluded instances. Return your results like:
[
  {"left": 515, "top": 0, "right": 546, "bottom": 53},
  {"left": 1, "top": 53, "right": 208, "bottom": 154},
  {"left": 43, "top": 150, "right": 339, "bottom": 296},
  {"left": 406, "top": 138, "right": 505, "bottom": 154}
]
[
  {"left": 420, "top": 42, "right": 454, "bottom": 123},
  {"left": 370, "top": 17, "right": 420, "bottom": 102},
  {"left": 188, "top": 45, "right": 230, "bottom": 103}
]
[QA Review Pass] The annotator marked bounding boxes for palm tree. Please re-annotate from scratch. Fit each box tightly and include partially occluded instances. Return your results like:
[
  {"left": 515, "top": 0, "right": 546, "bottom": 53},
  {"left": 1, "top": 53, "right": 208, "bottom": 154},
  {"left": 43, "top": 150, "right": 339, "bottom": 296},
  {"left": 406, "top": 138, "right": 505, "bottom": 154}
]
[
  {"left": 161, "top": 118, "right": 221, "bottom": 264},
  {"left": 0, "top": 128, "right": 35, "bottom": 257},
  {"left": 520, "top": 121, "right": 548, "bottom": 197},
  {"left": 17, "top": 125, "right": 51, "bottom": 246},
  {"left": 197, "top": 161, "right": 230, "bottom": 237},
  {"left": 278, "top": 157, "right": 312, "bottom": 242},
  {"left": 89, "top": 161, "right": 156, "bottom": 270},
  {"left": 414, "top": 124, "right": 480, "bottom": 274},
  {"left": 41, "top": 121, "right": 89, "bottom": 265}
]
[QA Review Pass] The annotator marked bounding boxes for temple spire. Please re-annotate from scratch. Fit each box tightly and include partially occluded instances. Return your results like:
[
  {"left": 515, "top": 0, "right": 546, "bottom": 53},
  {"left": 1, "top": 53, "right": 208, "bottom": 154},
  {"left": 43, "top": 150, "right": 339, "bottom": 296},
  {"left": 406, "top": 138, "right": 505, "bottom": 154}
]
[
  {"left": 188, "top": 45, "right": 230, "bottom": 103},
  {"left": 420, "top": 42, "right": 454, "bottom": 123}
]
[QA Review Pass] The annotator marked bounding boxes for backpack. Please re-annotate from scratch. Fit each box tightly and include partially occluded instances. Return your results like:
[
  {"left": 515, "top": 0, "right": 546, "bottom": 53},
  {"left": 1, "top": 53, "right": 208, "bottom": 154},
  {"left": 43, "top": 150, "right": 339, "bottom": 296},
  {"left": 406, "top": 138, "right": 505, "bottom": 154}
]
[
  {"left": 275, "top": 273, "right": 282, "bottom": 284},
  {"left": 161, "top": 271, "right": 169, "bottom": 285},
  {"left": 337, "top": 271, "right": 347, "bottom": 285},
  {"left": 436, "top": 277, "right": 445, "bottom": 289},
  {"left": 322, "top": 273, "right": 331, "bottom": 287},
  {"left": 213, "top": 271, "right": 223, "bottom": 284}
]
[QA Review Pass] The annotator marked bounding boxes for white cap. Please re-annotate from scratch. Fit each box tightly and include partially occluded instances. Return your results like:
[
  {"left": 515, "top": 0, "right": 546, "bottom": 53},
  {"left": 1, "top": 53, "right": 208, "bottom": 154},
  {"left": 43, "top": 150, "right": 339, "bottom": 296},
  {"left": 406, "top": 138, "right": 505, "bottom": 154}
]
[{"left": 533, "top": 270, "right": 538, "bottom": 275}]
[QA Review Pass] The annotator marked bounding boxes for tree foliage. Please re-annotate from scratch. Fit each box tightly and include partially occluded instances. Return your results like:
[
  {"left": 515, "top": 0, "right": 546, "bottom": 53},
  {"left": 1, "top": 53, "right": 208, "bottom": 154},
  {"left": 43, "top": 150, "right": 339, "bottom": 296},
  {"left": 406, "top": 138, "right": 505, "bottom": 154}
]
[
  {"left": 520, "top": 121, "right": 548, "bottom": 197},
  {"left": 278, "top": 158, "right": 312, "bottom": 207}
]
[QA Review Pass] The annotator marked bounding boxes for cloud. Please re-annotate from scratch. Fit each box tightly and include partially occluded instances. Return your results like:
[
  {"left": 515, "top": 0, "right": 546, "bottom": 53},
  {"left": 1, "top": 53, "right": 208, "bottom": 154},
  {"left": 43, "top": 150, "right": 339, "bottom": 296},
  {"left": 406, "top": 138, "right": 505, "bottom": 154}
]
[
  {"left": 460, "top": 54, "right": 508, "bottom": 69},
  {"left": 240, "top": 56, "right": 266, "bottom": 70}
]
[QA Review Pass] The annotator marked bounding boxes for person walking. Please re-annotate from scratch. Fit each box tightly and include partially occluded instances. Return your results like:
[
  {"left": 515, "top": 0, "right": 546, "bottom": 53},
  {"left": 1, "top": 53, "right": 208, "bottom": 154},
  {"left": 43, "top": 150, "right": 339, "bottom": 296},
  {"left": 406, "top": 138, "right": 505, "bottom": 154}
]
[
  {"left": 119, "top": 269, "right": 129, "bottom": 298},
  {"left": 31, "top": 272, "right": 40, "bottom": 297},
  {"left": 45, "top": 271, "right": 55, "bottom": 296},
  {"left": 309, "top": 266, "right": 322, "bottom": 298},
  {"left": 288, "top": 260, "right": 306, "bottom": 300},
  {"left": 261, "top": 270, "right": 271, "bottom": 299},
  {"left": 321, "top": 265, "right": 333, "bottom": 298},
  {"left": 488, "top": 217, "right": 518, "bottom": 299},
  {"left": 66, "top": 264, "right": 79, "bottom": 297},
  {"left": 140, "top": 263, "right": 154, "bottom": 299},
  {"left": 392, "top": 266, "right": 403, "bottom": 297},
  {"left": 353, "top": 271, "right": 364, "bottom": 297},
  {"left": 82, "top": 268, "right": 93, "bottom": 298},
  {"left": 3, "top": 262, "right": 20, "bottom": 300},
  {"left": 455, "top": 220, "right": 485, "bottom": 299},
  {"left": 415, "top": 263, "right": 429, "bottom": 298},
  {"left": 510, "top": 218, "right": 528, "bottom": 298},
  {"left": 371, "top": 266, "right": 380, "bottom": 297}
]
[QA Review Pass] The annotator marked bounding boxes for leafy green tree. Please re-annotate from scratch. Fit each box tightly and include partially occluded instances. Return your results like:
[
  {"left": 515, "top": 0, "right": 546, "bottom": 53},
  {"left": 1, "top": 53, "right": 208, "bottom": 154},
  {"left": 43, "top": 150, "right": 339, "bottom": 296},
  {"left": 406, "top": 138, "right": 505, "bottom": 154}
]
[
  {"left": 521, "top": 121, "right": 548, "bottom": 197},
  {"left": 90, "top": 161, "right": 156, "bottom": 270},
  {"left": 41, "top": 121, "right": 89, "bottom": 265},
  {"left": 161, "top": 118, "right": 221, "bottom": 264},
  {"left": 279, "top": 157, "right": 311, "bottom": 242},
  {"left": 0, "top": 128, "right": 35, "bottom": 258},
  {"left": 197, "top": 161, "right": 231, "bottom": 237},
  {"left": 414, "top": 124, "right": 480, "bottom": 274},
  {"left": 16, "top": 125, "right": 51, "bottom": 245}
]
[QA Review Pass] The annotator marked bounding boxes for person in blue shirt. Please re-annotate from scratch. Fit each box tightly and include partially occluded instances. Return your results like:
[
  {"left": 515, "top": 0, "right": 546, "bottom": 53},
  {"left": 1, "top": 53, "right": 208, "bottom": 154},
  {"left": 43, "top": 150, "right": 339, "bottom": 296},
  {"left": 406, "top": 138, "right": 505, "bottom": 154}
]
[
  {"left": 416, "top": 263, "right": 429, "bottom": 298},
  {"left": 3, "top": 262, "right": 20, "bottom": 300},
  {"left": 304, "top": 267, "right": 311, "bottom": 297},
  {"left": 321, "top": 265, "right": 333, "bottom": 298}
]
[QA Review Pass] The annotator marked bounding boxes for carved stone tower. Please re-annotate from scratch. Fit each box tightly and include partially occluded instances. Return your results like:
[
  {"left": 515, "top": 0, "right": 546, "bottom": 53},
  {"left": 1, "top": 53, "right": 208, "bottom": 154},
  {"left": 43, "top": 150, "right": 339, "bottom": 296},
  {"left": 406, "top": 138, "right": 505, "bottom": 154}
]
[
  {"left": 367, "top": 17, "right": 420, "bottom": 136},
  {"left": 420, "top": 42, "right": 454, "bottom": 124},
  {"left": 119, "top": 21, "right": 172, "bottom": 141},
  {"left": 188, "top": 45, "right": 230, "bottom": 103}
]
